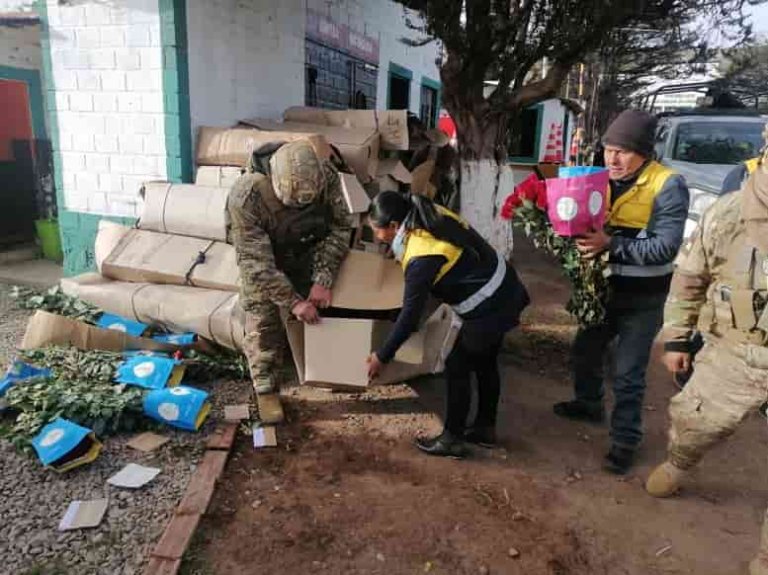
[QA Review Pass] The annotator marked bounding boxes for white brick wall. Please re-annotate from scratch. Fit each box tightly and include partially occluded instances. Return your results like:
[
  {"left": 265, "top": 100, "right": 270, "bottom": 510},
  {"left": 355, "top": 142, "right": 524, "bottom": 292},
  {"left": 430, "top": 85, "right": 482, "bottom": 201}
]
[
  {"left": 45, "top": 0, "right": 166, "bottom": 218},
  {"left": 186, "top": 0, "right": 441, "bottom": 145}
]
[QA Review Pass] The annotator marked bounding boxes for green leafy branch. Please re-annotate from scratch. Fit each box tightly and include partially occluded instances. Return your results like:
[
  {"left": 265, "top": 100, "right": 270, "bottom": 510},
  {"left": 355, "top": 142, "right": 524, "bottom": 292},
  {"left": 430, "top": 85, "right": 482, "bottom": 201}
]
[{"left": 11, "top": 285, "right": 102, "bottom": 324}]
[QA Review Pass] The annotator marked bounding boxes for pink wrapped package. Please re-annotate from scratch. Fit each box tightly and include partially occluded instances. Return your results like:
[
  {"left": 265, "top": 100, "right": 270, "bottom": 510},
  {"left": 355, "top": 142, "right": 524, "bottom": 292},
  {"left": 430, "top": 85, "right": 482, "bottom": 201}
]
[{"left": 545, "top": 168, "right": 609, "bottom": 237}]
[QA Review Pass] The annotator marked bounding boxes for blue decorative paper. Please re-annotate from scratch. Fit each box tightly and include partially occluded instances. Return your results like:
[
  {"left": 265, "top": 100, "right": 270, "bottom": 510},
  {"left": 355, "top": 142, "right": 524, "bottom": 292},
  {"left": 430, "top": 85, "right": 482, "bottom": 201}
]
[
  {"left": 115, "top": 356, "right": 180, "bottom": 390},
  {"left": 0, "top": 360, "right": 52, "bottom": 396},
  {"left": 31, "top": 418, "right": 91, "bottom": 466},
  {"left": 152, "top": 333, "right": 197, "bottom": 345},
  {"left": 96, "top": 313, "right": 149, "bottom": 337},
  {"left": 143, "top": 386, "right": 210, "bottom": 431},
  {"left": 557, "top": 166, "right": 608, "bottom": 178}
]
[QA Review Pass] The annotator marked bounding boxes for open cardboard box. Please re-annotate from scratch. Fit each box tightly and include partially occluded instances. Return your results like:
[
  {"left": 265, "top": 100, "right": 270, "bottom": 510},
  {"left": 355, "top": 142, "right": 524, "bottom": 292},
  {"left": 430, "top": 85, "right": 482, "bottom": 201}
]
[{"left": 376, "top": 159, "right": 412, "bottom": 192}]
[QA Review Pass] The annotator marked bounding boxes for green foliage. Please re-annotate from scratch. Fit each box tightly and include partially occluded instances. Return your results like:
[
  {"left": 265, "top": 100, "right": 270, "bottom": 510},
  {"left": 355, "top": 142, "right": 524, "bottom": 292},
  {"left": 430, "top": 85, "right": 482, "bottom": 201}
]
[
  {"left": 183, "top": 349, "right": 249, "bottom": 382},
  {"left": 512, "top": 199, "right": 608, "bottom": 327},
  {"left": 11, "top": 285, "right": 102, "bottom": 324}
]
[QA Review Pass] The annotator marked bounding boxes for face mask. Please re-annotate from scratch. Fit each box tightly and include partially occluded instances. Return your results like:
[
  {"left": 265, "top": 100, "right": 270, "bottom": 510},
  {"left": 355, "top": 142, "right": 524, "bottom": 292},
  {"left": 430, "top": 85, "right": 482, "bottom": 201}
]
[{"left": 391, "top": 224, "right": 407, "bottom": 262}]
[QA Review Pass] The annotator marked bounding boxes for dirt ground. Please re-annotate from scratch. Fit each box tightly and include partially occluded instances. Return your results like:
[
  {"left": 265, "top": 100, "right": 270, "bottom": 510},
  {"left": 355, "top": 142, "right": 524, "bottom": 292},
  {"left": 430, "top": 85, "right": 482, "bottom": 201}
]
[{"left": 184, "top": 235, "right": 767, "bottom": 575}]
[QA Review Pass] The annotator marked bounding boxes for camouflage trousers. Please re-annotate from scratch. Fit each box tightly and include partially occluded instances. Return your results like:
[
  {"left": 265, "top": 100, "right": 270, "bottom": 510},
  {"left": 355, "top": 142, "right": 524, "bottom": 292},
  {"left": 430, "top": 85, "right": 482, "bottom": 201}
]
[
  {"left": 242, "top": 301, "right": 290, "bottom": 394},
  {"left": 667, "top": 342, "right": 767, "bottom": 470}
]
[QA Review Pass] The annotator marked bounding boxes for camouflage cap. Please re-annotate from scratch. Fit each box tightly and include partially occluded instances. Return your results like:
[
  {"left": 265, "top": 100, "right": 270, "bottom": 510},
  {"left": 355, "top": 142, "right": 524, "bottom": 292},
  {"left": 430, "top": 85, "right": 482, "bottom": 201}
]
[{"left": 268, "top": 140, "right": 325, "bottom": 207}]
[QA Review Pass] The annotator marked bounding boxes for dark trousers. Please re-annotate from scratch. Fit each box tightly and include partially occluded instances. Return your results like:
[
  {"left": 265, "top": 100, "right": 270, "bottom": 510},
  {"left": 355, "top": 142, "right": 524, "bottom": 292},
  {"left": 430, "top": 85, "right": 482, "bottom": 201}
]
[
  {"left": 572, "top": 292, "right": 666, "bottom": 449},
  {"left": 443, "top": 330, "right": 505, "bottom": 435}
]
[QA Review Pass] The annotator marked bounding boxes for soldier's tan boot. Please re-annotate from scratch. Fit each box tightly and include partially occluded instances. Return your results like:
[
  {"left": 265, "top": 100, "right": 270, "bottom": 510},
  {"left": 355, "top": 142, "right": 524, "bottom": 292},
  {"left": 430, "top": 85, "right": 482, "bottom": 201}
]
[{"left": 646, "top": 461, "right": 687, "bottom": 498}]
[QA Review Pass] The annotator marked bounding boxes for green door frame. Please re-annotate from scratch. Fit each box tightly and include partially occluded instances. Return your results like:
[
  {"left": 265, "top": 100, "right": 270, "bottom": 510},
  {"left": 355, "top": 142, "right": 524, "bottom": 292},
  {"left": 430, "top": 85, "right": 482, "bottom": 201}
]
[
  {"left": 420, "top": 75, "right": 441, "bottom": 128},
  {"left": 387, "top": 62, "right": 413, "bottom": 110}
]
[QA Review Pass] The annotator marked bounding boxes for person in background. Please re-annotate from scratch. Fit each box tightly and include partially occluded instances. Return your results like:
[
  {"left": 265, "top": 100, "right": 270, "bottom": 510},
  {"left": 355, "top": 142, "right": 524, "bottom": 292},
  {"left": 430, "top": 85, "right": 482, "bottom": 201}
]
[
  {"left": 553, "top": 109, "right": 689, "bottom": 474},
  {"left": 229, "top": 140, "right": 351, "bottom": 394},
  {"left": 366, "top": 192, "right": 530, "bottom": 457}
]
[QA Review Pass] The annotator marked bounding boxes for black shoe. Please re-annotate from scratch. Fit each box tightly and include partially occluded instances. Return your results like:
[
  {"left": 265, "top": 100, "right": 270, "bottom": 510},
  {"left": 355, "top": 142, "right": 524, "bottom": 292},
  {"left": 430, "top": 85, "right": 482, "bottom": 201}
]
[
  {"left": 415, "top": 432, "right": 468, "bottom": 459},
  {"left": 553, "top": 400, "right": 605, "bottom": 423},
  {"left": 464, "top": 426, "right": 497, "bottom": 448},
  {"left": 603, "top": 445, "right": 636, "bottom": 475}
]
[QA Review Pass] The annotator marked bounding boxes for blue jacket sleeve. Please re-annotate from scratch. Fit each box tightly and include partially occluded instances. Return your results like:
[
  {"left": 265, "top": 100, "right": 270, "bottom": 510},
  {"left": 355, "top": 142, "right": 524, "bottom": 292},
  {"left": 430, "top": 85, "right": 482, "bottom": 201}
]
[
  {"left": 721, "top": 163, "right": 747, "bottom": 194},
  {"left": 376, "top": 255, "right": 444, "bottom": 363},
  {"left": 608, "top": 174, "right": 689, "bottom": 266}
]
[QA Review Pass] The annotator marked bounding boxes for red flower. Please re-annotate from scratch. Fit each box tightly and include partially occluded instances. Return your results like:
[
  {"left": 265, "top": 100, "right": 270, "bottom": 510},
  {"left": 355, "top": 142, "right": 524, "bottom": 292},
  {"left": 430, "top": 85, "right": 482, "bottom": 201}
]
[
  {"left": 535, "top": 183, "right": 548, "bottom": 210},
  {"left": 516, "top": 174, "right": 540, "bottom": 202},
  {"left": 501, "top": 193, "right": 522, "bottom": 220}
]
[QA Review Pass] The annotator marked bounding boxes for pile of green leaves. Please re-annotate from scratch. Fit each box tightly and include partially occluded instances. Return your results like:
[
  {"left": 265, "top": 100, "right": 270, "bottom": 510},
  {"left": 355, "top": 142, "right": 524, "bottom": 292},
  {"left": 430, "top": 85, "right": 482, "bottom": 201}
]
[
  {"left": 11, "top": 285, "right": 102, "bottom": 324},
  {"left": 509, "top": 199, "right": 608, "bottom": 327},
  {"left": 183, "top": 349, "right": 248, "bottom": 382},
  {"left": 1, "top": 347, "right": 144, "bottom": 450}
]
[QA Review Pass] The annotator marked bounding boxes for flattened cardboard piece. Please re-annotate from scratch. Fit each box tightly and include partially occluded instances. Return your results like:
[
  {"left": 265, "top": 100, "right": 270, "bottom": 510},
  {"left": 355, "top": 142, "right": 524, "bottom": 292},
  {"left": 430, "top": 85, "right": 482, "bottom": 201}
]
[
  {"left": 195, "top": 166, "right": 243, "bottom": 188},
  {"left": 108, "top": 463, "right": 161, "bottom": 489},
  {"left": 126, "top": 431, "right": 170, "bottom": 452},
  {"left": 196, "top": 126, "right": 332, "bottom": 167},
  {"left": 377, "top": 159, "right": 412, "bottom": 184},
  {"left": 58, "top": 499, "right": 108, "bottom": 531},
  {"left": 61, "top": 275, "right": 245, "bottom": 351},
  {"left": 287, "top": 304, "right": 458, "bottom": 390},
  {"left": 339, "top": 173, "right": 370, "bottom": 214},
  {"left": 252, "top": 425, "right": 277, "bottom": 448},
  {"left": 101, "top": 229, "right": 239, "bottom": 292},
  {"left": 95, "top": 220, "right": 131, "bottom": 274},
  {"left": 139, "top": 182, "right": 230, "bottom": 242},
  {"left": 224, "top": 404, "right": 250, "bottom": 421},
  {"left": 283, "top": 107, "right": 409, "bottom": 151},
  {"left": 240, "top": 118, "right": 380, "bottom": 183},
  {"left": 331, "top": 251, "right": 404, "bottom": 311},
  {"left": 410, "top": 160, "right": 437, "bottom": 199},
  {"left": 20, "top": 311, "right": 175, "bottom": 353}
]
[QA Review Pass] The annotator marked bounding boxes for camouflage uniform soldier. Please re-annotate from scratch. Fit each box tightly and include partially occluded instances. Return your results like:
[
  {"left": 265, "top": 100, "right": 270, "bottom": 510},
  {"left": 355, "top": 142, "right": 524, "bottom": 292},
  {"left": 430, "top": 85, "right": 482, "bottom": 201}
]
[
  {"left": 228, "top": 140, "right": 351, "bottom": 393},
  {"left": 646, "top": 128, "right": 768, "bottom": 575}
]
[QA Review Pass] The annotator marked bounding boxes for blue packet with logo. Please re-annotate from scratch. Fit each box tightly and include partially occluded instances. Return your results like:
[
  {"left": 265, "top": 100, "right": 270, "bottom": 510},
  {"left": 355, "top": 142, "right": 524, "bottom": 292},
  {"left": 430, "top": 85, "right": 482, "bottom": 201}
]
[
  {"left": 96, "top": 313, "right": 149, "bottom": 337},
  {"left": 31, "top": 417, "right": 102, "bottom": 472},
  {"left": 152, "top": 333, "right": 197, "bottom": 345},
  {"left": 143, "top": 385, "right": 211, "bottom": 431},
  {"left": 115, "top": 356, "right": 184, "bottom": 390},
  {"left": 0, "top": 360, "right": 52, "bottom": 397}
]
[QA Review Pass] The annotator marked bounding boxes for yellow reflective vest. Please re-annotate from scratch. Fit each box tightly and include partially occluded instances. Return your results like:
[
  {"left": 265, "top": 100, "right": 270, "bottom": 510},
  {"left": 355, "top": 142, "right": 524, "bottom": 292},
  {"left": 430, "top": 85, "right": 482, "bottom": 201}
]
[
  {"left": 400, "top": 208, "right": 464, "bottom": 283},
  {"left": 745, "top": 157, "right": 760, "bottom": 175},
  {"left": 608, "top": 161, "right": 676, "bottom": 230}
]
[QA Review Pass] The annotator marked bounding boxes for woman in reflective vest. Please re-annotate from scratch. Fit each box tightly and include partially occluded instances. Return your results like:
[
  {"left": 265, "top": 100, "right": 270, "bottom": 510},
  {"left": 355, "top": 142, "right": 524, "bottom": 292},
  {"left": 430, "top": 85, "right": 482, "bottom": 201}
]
[{"left": 366, "top": 191, "right": 530, "bottom": 458}]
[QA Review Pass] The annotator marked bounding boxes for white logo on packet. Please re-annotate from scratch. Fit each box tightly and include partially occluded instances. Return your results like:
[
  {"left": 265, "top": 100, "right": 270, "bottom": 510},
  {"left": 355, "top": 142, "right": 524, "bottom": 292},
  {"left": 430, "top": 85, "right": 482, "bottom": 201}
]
[
  {"left": 108, "top": 323, "right": 128, "bottom": 333},
  {"left": 40, "top": 428, "right": 66, "bottom": 447},
  {"left": 169, "top": 387, "right": 190, "bottom": 396},
  {"left": 588, "top": 191, "right": 603, "bottom": 216},
  {"left": 133, "top": 362, "right": 156, "bottom": 378},
  {"left": 158, "top": 403, "right": 180, "bottom": 422},
  {"left": 556, "top": 197, "right": 579, "bottom": 222}
]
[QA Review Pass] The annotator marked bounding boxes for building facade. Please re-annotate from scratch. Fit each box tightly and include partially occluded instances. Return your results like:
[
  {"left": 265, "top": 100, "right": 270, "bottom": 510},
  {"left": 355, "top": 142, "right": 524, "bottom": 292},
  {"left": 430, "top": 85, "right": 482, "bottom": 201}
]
[{"left": 37, "top": 0, "right": 442, "bottom": 274}]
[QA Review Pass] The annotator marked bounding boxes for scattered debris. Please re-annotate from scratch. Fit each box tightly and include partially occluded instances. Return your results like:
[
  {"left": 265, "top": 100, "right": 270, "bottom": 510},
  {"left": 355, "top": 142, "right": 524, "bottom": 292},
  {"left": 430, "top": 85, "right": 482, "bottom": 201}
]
[
  {"left": 508, "top": 547, "right": 521, "bottom": 559},
  {"left": 108, "top": 463, "right": 161, "bottom": 489},
  {"left": 11, "top": 285, "right": 101, "bottom": 323},
  {"left": 655, "top": 544, "right": 673, "bottom": 557},
  {"left": 253, "top": 425, "right": 277, "bottom": 448},
  {"left": 58, "top": 498, "right": 109, "bottom": 531},
  {"left": 224, "top": 404, "right": 250, "bottom": 422},
  {"left": 126, "top": 432, "right": 170, "bottom": 452}
]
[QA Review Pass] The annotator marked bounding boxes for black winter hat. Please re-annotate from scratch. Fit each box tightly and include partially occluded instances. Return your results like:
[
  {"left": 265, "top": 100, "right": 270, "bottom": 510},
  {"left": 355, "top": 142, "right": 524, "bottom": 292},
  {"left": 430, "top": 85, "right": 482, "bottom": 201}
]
[{"left": 602, "top": 109, "right": 657, "bottom": 158}]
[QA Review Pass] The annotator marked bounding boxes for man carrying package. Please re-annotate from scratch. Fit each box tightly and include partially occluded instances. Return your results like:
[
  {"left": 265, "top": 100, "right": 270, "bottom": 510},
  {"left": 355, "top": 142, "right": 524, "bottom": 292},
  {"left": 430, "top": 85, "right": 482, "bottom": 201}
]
[
  {"left": 646, "top": 132, "right": 768, "bottom": 575},
  {"left": 229, "top": 140, "right": 351, "bottom": 394},
  {"left": 553, "top": 110, "right": 690, "bottom": 474}
]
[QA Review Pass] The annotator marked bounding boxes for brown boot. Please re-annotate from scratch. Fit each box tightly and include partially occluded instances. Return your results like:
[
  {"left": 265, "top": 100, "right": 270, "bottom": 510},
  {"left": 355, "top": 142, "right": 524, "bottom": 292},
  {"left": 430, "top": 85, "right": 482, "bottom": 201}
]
[{"left": 645, "top": 461, "right": 687, "bottom": 498}]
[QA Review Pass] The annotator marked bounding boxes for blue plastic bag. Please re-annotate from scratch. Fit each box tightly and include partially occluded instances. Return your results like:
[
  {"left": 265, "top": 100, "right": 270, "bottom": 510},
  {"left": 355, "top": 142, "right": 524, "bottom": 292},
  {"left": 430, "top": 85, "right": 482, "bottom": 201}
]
[
  {"left": 116, "top": 356, "right": 184, "bottom": 390},
  {"left": 96, "top": 313, "right": 149, "bottom": 337},
  {"left": 31, "top": 417, "right": 102, "bottom": 471},
  {"left": 0, "top": 360, "right": 52, "bottom": 397},
  {"left": 143, "top": 385, "right": 211, "bottom": 431}
]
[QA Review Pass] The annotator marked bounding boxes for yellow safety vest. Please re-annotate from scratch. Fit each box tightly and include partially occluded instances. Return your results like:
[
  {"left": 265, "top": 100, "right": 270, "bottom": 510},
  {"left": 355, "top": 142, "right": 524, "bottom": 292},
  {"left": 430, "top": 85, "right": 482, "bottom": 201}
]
[
  {"left": 607, "top": 161, "right": 676, "bottom": 229},
  {"left": 745, "top": 157, "right": 760, "bottom": 175},
  {"left": 401, "top": 207, "right": 464, "bottom": 283}
]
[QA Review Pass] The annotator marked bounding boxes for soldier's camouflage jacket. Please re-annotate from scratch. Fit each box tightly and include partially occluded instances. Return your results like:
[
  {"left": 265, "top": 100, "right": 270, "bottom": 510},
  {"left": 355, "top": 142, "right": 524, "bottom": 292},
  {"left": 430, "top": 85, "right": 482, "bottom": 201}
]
[{"left": 228, "top": 162, "right": 351, "bottom": 312}]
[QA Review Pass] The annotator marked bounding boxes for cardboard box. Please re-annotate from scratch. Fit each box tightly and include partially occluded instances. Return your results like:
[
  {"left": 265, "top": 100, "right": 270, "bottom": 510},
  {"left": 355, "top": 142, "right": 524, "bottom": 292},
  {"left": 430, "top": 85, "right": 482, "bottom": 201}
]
[
  {"left": 286, "top": 304, "right": 459, "bottom": 389},
  {"left": 340, "top": 172, "right": 370, "bottom": 220},
  {"left": 331, "top": 250, "right": 404, "bottom": 311},
  {"left": 283, "top": 107, "right": 409, "bottom": 151},
  {"left": 376, "top": 159, "right": 412, "bottom": 193},
  {"left": 240, "top": 118, "right": 380, "bottom": 183},
  {"left": 139, "top": 182, "right": 230, "bottom": 242},
  {"left": 100, "top": 228, "right": 239, "bottom": 292},
  {"left": 195, "top": 166, "right": 243, "bottom": 188},
  {"left": 196, "top": 126, "right": 332, "bottom": 167},
  {"left": 21, "top": 310, "right": 177, "bottom": 353},
  {"left": 410, "top": 160, "right": 437, "bottom": 199},
  {"left": 61, "top": 274, "right": 245, "bottom": 351}
]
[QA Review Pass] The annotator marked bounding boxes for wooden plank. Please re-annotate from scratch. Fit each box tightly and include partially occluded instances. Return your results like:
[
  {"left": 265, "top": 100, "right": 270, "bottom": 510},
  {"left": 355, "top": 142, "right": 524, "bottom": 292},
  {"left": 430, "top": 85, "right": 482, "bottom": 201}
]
[
  {"left": 143, "top": 557, "right": 181, "bottom": 575},
  {"left": 176, "top": 451, "right": 228, "bottom": 516},
  {"left": 151, "top": 513, "right": 201, "bottom": 561},
  {"left": 257, "top": 393, "right": 284, "bottom": 424},
  {"left": 206, "top": 422, "right": 238, "bottom": 451}
]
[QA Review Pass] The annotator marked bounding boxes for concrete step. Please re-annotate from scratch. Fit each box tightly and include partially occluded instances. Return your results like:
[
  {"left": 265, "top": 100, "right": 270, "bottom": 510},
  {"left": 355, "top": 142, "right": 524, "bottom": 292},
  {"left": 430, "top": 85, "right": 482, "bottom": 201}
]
[
  {"left": 0, "top": 258, "right": 63, "bottom": 289},
  {"left": 0, "top": 243, "right": 40, "bottom": 265}
]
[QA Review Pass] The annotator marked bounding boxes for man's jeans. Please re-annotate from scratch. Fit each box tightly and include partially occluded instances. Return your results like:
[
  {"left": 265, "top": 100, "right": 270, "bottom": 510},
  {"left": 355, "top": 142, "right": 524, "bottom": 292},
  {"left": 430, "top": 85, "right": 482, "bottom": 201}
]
[{"left": 572, "top": 292, "right": 666, "bottom": 449}]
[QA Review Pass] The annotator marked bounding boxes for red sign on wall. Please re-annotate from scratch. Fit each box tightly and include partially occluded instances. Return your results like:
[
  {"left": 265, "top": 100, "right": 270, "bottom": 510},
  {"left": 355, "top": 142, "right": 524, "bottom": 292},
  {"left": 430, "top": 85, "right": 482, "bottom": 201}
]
[{"left": 306, "top": 9, "right": 380, "bottom": 64}]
